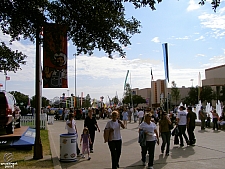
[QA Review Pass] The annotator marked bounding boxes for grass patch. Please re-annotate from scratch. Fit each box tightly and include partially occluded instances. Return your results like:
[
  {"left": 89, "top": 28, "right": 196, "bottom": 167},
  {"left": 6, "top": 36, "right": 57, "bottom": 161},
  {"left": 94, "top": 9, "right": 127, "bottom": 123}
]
[{"left": 0, "top": 130, "right": 53, "bottom": 169}]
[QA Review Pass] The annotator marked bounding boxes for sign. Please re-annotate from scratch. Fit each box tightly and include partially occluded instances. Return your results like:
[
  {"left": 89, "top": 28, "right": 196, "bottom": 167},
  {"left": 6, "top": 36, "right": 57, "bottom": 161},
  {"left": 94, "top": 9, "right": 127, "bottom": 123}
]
[{"left": 43, "top": 23, "right": 68, "bottom": 88}]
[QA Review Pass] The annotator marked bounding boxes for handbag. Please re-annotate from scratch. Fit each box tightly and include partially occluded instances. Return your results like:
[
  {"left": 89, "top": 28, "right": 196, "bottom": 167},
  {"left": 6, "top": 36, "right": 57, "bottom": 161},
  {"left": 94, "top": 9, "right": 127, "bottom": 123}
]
[
  {"left": 168, "top": 123, "right": 174, "bottom": 130},
  {"left": 172, "top": 126, "right": 179, "bottom": 136}
]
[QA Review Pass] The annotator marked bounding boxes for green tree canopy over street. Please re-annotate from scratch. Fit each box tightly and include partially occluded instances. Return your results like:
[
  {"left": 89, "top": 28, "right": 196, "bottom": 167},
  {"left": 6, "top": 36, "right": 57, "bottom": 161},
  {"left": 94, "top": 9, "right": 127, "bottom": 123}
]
[{"left": 0, "top": 0, "right": 221, "bottom": 62}]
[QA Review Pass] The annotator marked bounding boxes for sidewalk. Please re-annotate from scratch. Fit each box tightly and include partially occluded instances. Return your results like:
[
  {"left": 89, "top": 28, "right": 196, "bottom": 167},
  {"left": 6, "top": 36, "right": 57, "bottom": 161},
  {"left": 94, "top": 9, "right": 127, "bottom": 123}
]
[{"left": 48, "top": 119, "right": 225, "bottom": 169}]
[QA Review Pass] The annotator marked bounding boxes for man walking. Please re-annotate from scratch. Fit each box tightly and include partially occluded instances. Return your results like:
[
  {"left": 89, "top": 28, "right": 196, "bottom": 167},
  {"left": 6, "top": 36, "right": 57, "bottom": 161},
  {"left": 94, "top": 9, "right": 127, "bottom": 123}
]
[
  {"left": 187, "top": 107, "right": 197, "bottom": 145},
  {"left": 176, "top": 106, "right": 190, "bottom": 147},
  {"left": 199, "top": 106, "right": 206, "bottom": 130}
]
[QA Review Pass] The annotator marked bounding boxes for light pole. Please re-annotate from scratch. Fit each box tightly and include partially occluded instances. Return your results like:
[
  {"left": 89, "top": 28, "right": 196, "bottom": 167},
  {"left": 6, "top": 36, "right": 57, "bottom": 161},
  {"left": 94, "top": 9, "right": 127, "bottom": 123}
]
[{"left": 190, "top": 79, "right": 194, "bottom": 87}]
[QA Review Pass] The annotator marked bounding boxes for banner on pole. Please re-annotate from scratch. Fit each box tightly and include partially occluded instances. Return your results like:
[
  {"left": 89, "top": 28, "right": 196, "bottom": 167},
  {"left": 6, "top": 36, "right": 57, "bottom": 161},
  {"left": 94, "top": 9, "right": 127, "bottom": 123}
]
[
  {"left": 43, "top": 23, "right": 68, "bottom": 88},
  {"left": 124, "top": 70, "right": 129, "bottom": 90},
  {"left": 162, "top": 43, "right": 169, "bottom": 82}
]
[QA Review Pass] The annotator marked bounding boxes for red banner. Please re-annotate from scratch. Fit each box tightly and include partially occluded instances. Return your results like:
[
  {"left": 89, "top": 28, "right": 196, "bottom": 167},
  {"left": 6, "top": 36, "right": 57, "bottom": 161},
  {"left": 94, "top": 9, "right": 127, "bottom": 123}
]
[{"left": 43, "top": 23, "right": 68, "bottom": 88}]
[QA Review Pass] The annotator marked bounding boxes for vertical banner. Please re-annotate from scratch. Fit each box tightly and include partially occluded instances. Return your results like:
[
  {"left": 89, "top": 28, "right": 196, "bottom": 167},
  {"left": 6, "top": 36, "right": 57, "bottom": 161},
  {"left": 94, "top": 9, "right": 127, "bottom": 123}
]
[
  {"left": 162, "top": 43, "right": 169, "bottom": 82},
  {"left": 124, "top": 70, "right": 129, "bottom": 90},
  {"left": 43, "top": 23, "right": 68, "bottom": 88},
  {"left": 81, "top": 92, "right": 83, "bottom": 108}
]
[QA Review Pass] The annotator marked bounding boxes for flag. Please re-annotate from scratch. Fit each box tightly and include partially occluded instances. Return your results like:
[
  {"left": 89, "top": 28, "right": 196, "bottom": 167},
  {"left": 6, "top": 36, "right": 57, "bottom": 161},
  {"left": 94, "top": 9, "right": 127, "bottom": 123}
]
[
  {"left": 198, "top": 72, "right": 202, "bottom": 101},
  {"left": 162, "top": 43, "right": 169, "bottom": 82},
  {"left": 6, "top": 76, "right": 10, "bottom": 80},
  {"left": 151, "top": 68, "right": 153, "bottom": 81},
  {"left": 124, "top": 70, "right": 129, "bottom": 90}
]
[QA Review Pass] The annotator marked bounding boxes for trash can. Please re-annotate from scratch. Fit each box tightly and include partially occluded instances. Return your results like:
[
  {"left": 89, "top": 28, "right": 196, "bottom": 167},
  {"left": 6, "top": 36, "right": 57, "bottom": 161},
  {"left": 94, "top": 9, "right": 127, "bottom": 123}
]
[{"left": 60, "top": 134, "right": 77, "bottom": 162}]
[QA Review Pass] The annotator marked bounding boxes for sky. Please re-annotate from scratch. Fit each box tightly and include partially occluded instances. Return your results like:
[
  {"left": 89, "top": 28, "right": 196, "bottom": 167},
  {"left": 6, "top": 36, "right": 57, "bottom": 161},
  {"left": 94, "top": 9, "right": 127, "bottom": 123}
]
[{"left": 0, "top": 0, "right": 225, "bottom": 103}]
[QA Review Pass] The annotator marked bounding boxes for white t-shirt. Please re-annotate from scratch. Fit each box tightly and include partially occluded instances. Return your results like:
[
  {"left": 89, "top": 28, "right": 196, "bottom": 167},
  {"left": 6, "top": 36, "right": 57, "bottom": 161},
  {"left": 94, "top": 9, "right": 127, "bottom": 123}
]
[
  {"left": 66, "top": 119, "right": 76, "bottom": 134},
  {"left": 138, "top": 111, "right": 144, "bottom": 118},
  {"left": 177, "top": 111, "right": 187, "bottom": 125},
  {"left": 139, "top": 122, "right": 157, "bottom": 141},
  {"left": 105, "top": 120, "right": 122, "bottom": 140}
]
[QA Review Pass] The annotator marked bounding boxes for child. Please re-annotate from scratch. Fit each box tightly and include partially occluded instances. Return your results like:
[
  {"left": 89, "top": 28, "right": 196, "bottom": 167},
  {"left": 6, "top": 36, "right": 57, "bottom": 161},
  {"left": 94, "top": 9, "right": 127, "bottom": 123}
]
[{"left": 80, "top": 127, "right": 92, "bottom": 160}]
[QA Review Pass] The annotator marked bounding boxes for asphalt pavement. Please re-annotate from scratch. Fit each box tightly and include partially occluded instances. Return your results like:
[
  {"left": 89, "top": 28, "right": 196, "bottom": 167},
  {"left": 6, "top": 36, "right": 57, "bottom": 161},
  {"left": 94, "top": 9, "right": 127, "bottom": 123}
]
[{"left": 48, "top": 118, "right": 225, "bottom": 169}]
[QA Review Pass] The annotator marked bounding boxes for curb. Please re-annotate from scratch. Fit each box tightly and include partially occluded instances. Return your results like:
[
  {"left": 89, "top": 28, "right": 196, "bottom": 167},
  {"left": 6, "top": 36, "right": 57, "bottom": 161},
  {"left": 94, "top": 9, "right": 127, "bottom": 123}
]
[{"left": 48, "top": 125, "right": 62, "bottom": 169}]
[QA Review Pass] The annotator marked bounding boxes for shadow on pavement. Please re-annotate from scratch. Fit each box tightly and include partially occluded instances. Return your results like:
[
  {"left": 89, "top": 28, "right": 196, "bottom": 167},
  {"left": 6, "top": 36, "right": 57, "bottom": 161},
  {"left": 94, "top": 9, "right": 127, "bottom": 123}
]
[
  {"left": 123, "top": 138, "right": 138, "bottom": 146},
  {"left": 170, "top": 145, "right": 195, "bottom": 159},
  {"left": 123, "top": 160, "right": 146, "bottom": 169}
]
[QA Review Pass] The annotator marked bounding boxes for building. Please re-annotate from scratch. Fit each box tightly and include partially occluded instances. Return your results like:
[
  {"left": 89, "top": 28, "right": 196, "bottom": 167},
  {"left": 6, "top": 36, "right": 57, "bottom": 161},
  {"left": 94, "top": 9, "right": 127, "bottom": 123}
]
[
  {"left": 202, "top": 64, "right": 225, "bottom": 99},
  {"left": 132, "top": 64, "right": 225, "bottom": 109},
  {"left": 132, "top": 79, "right": 190, "bottom": 109}
]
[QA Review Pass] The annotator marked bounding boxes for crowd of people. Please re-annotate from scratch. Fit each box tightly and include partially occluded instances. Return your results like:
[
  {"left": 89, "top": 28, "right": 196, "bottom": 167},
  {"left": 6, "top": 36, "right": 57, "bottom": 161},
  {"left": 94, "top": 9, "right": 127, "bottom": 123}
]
[{"left": 63, "top": 105, "right": 225, "bottom": 169}]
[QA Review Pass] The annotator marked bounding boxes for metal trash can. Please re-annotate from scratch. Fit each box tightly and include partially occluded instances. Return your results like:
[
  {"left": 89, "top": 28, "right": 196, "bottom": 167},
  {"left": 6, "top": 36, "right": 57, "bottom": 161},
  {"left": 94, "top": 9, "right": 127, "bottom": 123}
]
[{"left": 60, "top": 134, "right": 77, "bottom": 162}]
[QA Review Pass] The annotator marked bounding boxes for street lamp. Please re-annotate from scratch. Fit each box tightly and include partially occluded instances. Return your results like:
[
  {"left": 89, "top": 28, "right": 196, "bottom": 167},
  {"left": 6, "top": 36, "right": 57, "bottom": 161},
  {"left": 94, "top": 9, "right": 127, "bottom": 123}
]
[{"left": 190, "top": 79, "right": 194, "bottom": 87}]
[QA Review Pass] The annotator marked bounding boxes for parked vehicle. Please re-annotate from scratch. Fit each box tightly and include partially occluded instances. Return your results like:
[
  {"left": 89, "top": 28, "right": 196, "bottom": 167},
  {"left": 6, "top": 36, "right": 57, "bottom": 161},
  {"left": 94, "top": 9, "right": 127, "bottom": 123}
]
[{"left": 0, "top": 91, "right": 21, "bottom": 134}]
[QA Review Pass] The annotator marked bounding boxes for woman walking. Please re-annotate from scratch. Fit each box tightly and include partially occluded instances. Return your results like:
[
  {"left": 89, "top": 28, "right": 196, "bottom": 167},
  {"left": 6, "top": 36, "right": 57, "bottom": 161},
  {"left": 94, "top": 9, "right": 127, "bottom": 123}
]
[
  {"left": 159, "top": 112, "right": 172, "bottom": 156},
  {"left": 139, "top": 113, "right": 159, "bottom": 169},
  {"left": 212, "top": 110, "right": 219, "bottom": 130},
  {"left": 122, "top": 109, "right": 128, "bottom": 128},
  {"left": 84, "top": 109, "right": 100, "bottom": 153},
  {"left": 105, "top": 111, "right": 125, "bottom": 169}
]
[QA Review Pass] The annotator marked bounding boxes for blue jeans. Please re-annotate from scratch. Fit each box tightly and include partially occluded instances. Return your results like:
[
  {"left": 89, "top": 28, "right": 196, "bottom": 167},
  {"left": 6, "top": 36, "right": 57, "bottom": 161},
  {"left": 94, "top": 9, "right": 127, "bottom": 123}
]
[
  {"left": 141, "top": 141, "right": 156, "bottom": 167},
  {"left": 161, "top": 131, "right": 171, "bottom": 154}
]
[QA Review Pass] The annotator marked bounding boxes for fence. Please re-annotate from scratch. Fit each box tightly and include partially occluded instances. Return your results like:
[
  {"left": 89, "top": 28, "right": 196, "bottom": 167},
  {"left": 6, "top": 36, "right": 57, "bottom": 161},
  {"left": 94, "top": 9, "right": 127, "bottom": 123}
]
[{"left": 20, "top": 114, "right": 47, "bottom": 129}]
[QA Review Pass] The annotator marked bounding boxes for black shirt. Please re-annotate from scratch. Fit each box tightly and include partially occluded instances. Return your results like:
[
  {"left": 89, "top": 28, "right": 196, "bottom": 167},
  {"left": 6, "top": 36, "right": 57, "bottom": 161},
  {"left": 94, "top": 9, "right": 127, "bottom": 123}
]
[
  {"left": 187, "top": 112, "right": 197, "bottom": 127},
  {"left": 84, "top": 116, "right": 97, "bottom": 131}
]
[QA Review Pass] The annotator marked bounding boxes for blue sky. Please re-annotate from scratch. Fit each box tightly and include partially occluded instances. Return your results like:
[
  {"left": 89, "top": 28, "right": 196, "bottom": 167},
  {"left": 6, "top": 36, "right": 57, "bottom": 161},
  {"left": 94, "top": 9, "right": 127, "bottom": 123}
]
[{"left": 0, "top": 0, "right": 225, "bottom": 103}]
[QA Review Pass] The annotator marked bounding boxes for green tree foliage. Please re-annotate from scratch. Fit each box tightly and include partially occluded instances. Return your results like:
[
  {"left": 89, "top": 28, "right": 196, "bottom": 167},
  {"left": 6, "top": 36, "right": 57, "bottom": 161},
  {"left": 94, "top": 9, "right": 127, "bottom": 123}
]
[
  {"left": 123, "top": 94, "right": 146, "bottom": 107},
  {"left": 200, "top": 86, "right": 216, "bottom": 103},
  {"left": 83, "top": 94, "right": 92, "bottom": 108},
  {"left": 0, "top": 42, "right": 27, "bottom": 73},
  {"left": 112, "top": 96, "right": 119, "bottom": 105},
  {"left": 0, "top": 0, "right": 219, "bottom": 59},
  {"left": 170, "top": 81, "right": 180, "bottom": 106},
  {"left": 182, "top": 87, "right": 198, "bottom": 106},
  {"left": 123, "top": 83, "right": 146, "bottom": 106},
  {"left": 9, "top": 91, "right": 29, "bottom": 115},
  {"left": 30, "top": 95, "right": 50, "bottom": 108},
  {"left": 9, "top": 91, "right": 29, "bottom": 106}
]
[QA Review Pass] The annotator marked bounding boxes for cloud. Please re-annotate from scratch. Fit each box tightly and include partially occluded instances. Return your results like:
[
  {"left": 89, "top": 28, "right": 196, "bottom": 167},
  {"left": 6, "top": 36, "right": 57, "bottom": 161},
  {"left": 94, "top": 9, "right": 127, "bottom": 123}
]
[
  {"left": 151, "top": 37, "right": 160, "bottom": 43},
  {"left": 198, "top": 7, "right": 225, "bottom": 38},
  {"left": 196, "top": 54, "right": 205, "bottom": 57},
  {"left": 187, "top": 0, "right": 200, "bottom": 11},
  {"left": 175, "top": 36, "right": 189, "bottom": 40},
  {"left": 194, "top": 35, "right": 205, "bottom": 41}
]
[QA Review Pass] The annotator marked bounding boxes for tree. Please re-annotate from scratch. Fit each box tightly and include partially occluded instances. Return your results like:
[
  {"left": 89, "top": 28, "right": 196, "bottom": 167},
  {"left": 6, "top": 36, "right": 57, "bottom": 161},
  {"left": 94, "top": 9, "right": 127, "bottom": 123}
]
[
  {"left": 112, "top": 96, "right": 119, "bottom": 105},
  {"left": 123, "top": 94, "right": 146, "bottom": 107},
  {"left": 83, "top": 94, "right": 92, "bottom": 108},
  {"left": 182, "top": 87, "right": 198, "bottom": 106},
  {"left": 30, "top": 95, "right": 50, "bottom": 108},
  {"left": 200, "top": 86, "right": 216, "bottom": 103},
  {"left": 9, "top": 91, "right": 29, "bottom": 115},
  {"left": 0, "top": 1, "right": 220, "bottom": 59},
  {"left": 170, "top": 81, "right": 180, "bottom": 106},
  {"left": 0, "top": 42, "right": 27, "bottom": 73}
]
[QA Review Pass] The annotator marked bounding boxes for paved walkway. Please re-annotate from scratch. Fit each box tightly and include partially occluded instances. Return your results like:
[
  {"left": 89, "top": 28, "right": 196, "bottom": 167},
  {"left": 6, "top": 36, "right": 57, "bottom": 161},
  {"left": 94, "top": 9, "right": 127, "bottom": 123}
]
[{"left": 48, "top": 119, "right": 225, "bottom": 169}]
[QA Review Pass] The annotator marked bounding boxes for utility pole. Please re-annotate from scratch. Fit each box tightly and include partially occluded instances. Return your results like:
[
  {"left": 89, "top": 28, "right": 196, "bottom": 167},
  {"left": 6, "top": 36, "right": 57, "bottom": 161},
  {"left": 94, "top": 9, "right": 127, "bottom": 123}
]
[{"left": 33, "top": 28, "right": 43, "bottom": 159}]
